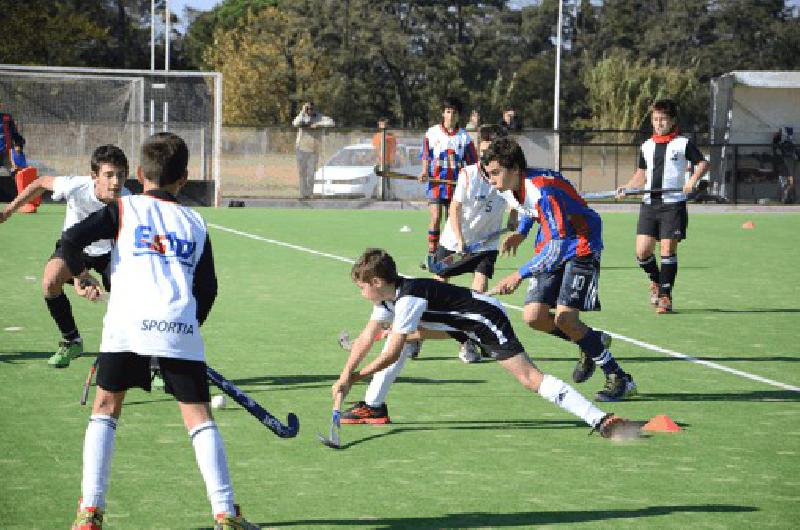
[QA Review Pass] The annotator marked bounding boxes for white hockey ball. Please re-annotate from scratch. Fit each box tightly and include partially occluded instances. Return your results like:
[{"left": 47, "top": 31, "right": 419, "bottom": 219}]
[{"left": 211, "top": 395, "right": 227, "bottom": 409}]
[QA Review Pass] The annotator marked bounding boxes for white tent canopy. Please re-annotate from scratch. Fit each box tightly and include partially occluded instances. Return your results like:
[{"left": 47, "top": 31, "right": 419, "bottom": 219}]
[{"left": 711, "top": 71, "right": 800, "bottom": 144}]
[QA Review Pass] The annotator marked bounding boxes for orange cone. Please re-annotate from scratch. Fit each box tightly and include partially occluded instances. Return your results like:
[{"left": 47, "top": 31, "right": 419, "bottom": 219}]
[
  {"left": 741, "top": 220, "right": 755, "bottom": 229},
  {"left": 642, "top": 414, "right": 681, "bottom": 432},
  {"left": 14, "top": 167, "right": 40, "bottom": 213}
]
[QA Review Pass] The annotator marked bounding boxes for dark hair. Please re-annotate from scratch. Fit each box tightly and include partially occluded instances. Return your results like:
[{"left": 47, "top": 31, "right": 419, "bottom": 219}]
[
  {"left": 652, "top": 99, "right": 678, "bottom": 119},
  {"left": 481, "top": 137, "right": 526, "bottom": 171},
  {"left": 351, "top": 248, "right": 400, "bottom": 284},
  {"left": 478, "top": 124, "right": 506, "bottom": 143},
  {"left": 140, "top": 132, "right": 189, "bottom": 186},
  {"left": 442, "top": 96, "right": 463, "bottom": 115},
  {"left": 90, "top": 144, "right": 129, "bottom": 177}
]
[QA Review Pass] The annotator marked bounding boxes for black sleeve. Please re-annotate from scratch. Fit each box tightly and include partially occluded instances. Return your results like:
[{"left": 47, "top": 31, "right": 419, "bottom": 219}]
[
  {"left": 638, "top": 150, "right": 647, "bottom": 169},
  {"left": 193, "top": 234, "right": 218, "bottom": 326},
  {"left": 60, "top": 202, "right": 120, "bottom": 276},
  {"left": 685, "top": 140, "right": 705, "bottom": 165}
]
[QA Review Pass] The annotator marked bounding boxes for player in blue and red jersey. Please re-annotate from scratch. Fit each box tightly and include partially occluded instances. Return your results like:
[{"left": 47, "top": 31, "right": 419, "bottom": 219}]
[
  {"left": 418, "top": 96, "right": 478, "bottom": 258},
  {"left": 484, "top": 137, "right": 637, "bottom": 402}
]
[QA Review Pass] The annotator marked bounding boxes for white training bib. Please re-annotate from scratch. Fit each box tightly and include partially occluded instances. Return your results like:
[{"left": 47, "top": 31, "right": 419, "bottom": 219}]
[
  {"left": 439, "top": 164, "right": 508, "bottom": 252},
  {"left": 100, "top": 195, "right": 208, "bottom": 360}
]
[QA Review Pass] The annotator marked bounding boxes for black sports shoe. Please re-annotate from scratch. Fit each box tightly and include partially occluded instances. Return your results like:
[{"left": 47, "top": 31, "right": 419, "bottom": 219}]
[
  {"left": 340, "top": 401, "right": 391, "bottom": 424},
  {"left": 595, "top": 372, "right": 637, "bottom": 402},
  {"left": 573, "top": 332, "right": 611, "bottom": 383}
]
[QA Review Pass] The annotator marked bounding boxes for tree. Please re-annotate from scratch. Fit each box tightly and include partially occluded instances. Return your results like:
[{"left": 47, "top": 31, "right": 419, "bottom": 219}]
[
  {"left": 183, "top": 0, "right": 278, "bottom": 69},
  {"left": 580, "top": 50, "right": 700, "bottom": 140},
  {"left": 203, "top": 6, "right": 324, "bottom": 125}
]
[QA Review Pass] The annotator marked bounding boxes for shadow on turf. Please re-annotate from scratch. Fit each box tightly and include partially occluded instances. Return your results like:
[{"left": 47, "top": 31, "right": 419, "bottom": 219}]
[
  {"left": 0, "top": 350, "right": 60, "bottom": 362},
  {"left": 634, "top": 390, "right": 800, "bottom": 402},
  {"left": 675, "top": 308, "right": 800, "bottom": 314},
  {"left": 335, "top": 419, "right": 587, "bottom": 449},
  {"left": 225, "top": 374, "right": 487, "bottom": 392},
  {"left": 238, "top": 503, "right": 757, "bottom": 529}
]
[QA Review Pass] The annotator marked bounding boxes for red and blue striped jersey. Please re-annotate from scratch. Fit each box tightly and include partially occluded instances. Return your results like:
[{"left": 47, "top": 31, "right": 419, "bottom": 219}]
[
  {"left": 422, "top": 123, "right": 478, "bottom": 200},
  {"left": 514, "top": 168, "right": 603, "bottom": 277}
]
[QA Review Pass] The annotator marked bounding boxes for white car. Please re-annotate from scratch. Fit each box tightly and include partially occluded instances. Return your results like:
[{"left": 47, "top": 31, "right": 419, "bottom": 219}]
[{"left": 313, "top": 142, "right": 426, "bottom": 199}]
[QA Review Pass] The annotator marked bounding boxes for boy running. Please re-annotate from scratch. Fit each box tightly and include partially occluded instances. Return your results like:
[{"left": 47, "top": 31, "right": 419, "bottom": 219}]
[
  {"left": 60, "top": 133, "right": 256, "bottom": 529},
  {"left": 484, "top": 138, "right": 637, "bottom": 402},
  {"left": 333, "top": 248, "right": 631, "bottom": 438},
  {"left": 418, "top": 96, "right": 478, "bottom": 259},
  {"left": 0, "top": 145, "right": 130, "bottom": 368},
  {"left": 616, "top": 99, "right": 708, "bottom": 313},
  {"left": 435, "top": 124, "right": 516, "bottom": 362}
]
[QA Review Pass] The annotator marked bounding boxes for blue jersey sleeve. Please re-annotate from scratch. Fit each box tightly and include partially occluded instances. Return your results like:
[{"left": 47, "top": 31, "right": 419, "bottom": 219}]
[
  {"left": 518, "top": 239, "right": 573, "bottom": 278},
  {"left": 516, "top": 214, "right": 535, "bottom": 236}
]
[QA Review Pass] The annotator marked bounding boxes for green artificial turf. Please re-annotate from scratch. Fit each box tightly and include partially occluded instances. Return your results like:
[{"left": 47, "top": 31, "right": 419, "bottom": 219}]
[{"left": 1, "top": 205, "right": 798, "bottom": 528}]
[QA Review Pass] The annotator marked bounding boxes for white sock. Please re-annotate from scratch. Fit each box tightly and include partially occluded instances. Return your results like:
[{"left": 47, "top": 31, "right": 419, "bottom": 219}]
[
  {"left": 538, "top": 374, "right": 606, "bottom": 427},
  {"left": 364, "top": 341, "right": 416, "bottom": 407},
  {"left": 81, "top": 414, "right": 117, "bottom": 509},
  {"left": 189, "top": 421, "right": 235, "bottom": 516}
]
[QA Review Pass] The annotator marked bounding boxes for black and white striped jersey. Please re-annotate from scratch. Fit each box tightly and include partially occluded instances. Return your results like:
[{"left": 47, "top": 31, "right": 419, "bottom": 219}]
[
  {"left": 638, "top": 136, "right": 704, "bottom": 204},
  {"left": 370, "top": 278, "right": 519, "bottom": 347}
]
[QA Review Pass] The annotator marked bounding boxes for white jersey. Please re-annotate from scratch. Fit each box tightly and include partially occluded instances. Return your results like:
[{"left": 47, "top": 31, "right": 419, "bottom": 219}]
[
  {"left": 640, "top": 136, "right": 690, "bottom": 204},
  {"left": 439, "top": 164, "right": 508, "bottom": 252},
  {"left": 100, "top": 195, "right": 208, "bottom": 360},
  {"left": 51, "top": 175, "right": 131, "bottom": 257}
]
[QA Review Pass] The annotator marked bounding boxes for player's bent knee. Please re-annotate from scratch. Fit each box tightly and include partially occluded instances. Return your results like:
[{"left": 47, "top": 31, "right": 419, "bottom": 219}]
[
  {"left": 553, "top": 310, "right": 579, "bottom": 332},
  {"left": 92, "top": 389, "right": 124, "bottom": 418}
]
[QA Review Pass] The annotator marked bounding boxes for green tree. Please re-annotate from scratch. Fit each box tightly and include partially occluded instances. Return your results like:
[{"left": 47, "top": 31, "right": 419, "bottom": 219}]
[
  {"left": 183, "top": 0, "right": 277, "bottom": 69},
  {"left": 203, "top": 6, "right": 324, "bottom": 125},
  {"left": 580, "top": 50, "right": 700, "bottom": 141}
]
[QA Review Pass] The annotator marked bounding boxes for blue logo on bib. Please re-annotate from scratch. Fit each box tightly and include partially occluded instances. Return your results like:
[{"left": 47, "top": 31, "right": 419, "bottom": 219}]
[{"left": 134, "top": 225, "right": 197, "bottom": 266}]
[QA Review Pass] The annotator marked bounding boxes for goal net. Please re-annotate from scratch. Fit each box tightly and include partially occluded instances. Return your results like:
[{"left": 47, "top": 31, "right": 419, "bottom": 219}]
[{"left": 0, "top": 65, "right": 222, "bottom": 204}]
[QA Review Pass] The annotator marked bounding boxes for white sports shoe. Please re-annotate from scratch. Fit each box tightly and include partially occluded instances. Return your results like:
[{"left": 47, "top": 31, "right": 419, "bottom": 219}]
[{"left": 458, "top": 340, "right": 481, "bottom": 363}]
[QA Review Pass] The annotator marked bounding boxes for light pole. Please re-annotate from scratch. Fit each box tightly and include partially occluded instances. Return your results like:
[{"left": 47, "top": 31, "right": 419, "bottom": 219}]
[{"left": 553, "top": 0, "right": 564, "bottom": 169}]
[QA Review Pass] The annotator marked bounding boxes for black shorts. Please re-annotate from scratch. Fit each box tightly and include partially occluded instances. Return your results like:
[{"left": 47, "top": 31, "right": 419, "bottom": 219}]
[
  {"left": 427, "top": 197, "right": 451, "bottom": 206},
  {"left": 636, "top": 202, "right": 688, "bottom": 241},
  {"left": 96, "top": 352, "right": 210, "bottom": 403},
  {"left": 433, "top": 247, "right": 499, "bottom": 279},
  {"left": 523, "top": 256, "right": 601, "bottom": 311},
  {"left": 444, "top": 310, "right": 525, "bottom": 361},
  {"left": 51, "top": 241, "right": 112, "bottom": 291}
]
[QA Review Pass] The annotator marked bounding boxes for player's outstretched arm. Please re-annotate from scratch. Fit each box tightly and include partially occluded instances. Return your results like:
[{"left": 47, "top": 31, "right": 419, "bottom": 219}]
[
  {"left": 448, "top": 198, "right": 466, "bottom": 252},
  {"left": 332, "top": 319, "right": 383, "bottom": 400},
  {"left": 0, "top": 175, "right": 56, "bottom": 223},
  {"left": 684, "top": 160, "right": 709, "bottom": 194},
  {"left": 616, "top": 168, "right": 646, "bottom": 199},
  {"left": 356, "top": 332, "right": 406, "bottom": 380}
]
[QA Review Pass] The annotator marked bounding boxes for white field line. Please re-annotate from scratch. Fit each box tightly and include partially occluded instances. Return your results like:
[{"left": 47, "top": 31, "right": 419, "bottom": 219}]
[{"left": 209, "top": 223, "right": 800, "bottom": 393}]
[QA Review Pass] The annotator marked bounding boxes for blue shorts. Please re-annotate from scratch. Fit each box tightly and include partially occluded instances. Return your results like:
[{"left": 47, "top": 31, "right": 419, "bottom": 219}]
[
  {"left": 523, "top": 256, "right": 601, "bottom": 311},
  {"left": 426, "top": 179, "right": 456, "bottom": 203}
]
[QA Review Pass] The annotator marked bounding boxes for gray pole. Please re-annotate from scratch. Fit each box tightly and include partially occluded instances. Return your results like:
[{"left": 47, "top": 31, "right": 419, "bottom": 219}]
[{"left": 553, "top": 0, "right": 564, "bottom": 169}]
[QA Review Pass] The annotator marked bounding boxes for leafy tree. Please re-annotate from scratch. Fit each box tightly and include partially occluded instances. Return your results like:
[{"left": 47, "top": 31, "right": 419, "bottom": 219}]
[
  {"left": 183, "top": 0, "right": 278, "bottom": 69},
  {"left": 203, "top": 6, "right": 324, "bottom": 125},
  {"left": 579, "top": 50, "right": 701, "bottom": 140}
]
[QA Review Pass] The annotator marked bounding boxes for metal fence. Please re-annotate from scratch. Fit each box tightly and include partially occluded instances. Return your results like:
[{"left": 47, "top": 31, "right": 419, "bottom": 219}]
[
  {"left": 9, "top": 122, "right": 795, "bottom": 205},
  {"left": 560, "top": 137, "right": 796, "bottom": 204}
]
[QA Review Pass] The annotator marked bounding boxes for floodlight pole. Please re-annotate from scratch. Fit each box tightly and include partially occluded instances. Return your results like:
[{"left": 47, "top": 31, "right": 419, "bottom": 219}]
[
  {"left": 165, "top": 0, "right": 170, "bottom": 72},
  {"left": 553, "top": 0, "right": 563, "bottom": 170},
  {"left": 150, "top": 0, "right": 155, "bottom": 71}
]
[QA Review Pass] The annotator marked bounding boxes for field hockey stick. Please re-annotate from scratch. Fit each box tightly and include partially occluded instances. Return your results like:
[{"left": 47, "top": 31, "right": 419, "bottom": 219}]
[
  {"left": 206, "top": 366, "right": 299, "bottom": 439},
  {"left": 79, "top": 356, "right": 99, "bottom": 406},
  {"left": 317, "top": 390, "right": 344, "bottom": 449},
  {"left": 426, "top": 228, "right": 511, "bottom": 276},
  {"left": 373, "top": 166, "right": 450, "bottom": 185},
  {"left": 581, "top": 187, "right": 685, "bottom": 200}
]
